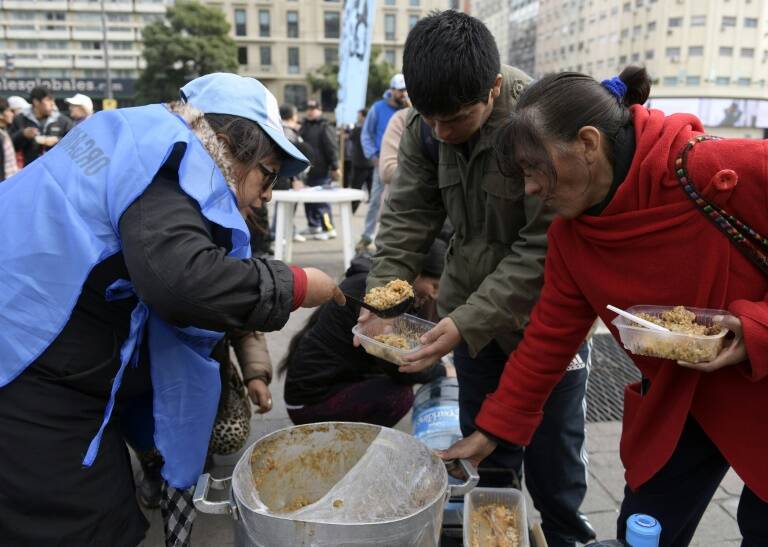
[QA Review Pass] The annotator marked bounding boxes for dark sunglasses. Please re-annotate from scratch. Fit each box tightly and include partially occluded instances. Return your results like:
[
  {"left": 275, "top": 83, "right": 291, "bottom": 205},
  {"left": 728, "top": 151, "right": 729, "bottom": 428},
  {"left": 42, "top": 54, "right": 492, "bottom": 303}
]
[{"left": 258, "top": 162, "right": 280, "bottom": 190}]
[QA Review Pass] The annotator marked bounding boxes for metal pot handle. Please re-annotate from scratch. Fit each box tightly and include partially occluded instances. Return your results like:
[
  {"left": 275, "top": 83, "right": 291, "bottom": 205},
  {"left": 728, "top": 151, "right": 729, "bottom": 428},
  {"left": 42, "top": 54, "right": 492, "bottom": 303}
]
[
  {"left": 447, "top": 459, "right": 479, "bottom": 497},
  {"left": 193, "top": 473, "right": 238, "bottom": 519}
]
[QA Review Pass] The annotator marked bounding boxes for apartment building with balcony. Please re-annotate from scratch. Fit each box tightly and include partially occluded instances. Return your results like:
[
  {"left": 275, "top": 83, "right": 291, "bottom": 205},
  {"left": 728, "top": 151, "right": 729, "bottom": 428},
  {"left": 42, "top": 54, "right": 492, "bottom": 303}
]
[
  {"left": 0, "top": 0, "right": 169, "bottom": 105},
  {"left": 204, "top": 0, "right": 461, "bottom": 108},
  {"left": 535, "top": 0, "right": 768, "bottom": 137}
]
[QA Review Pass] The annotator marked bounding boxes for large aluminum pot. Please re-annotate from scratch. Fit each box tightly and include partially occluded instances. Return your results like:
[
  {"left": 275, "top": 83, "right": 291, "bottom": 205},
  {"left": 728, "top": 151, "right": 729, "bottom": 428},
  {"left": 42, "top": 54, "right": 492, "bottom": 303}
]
[{"left": 194, "top": 422, "right": 478, "bottom": 547}]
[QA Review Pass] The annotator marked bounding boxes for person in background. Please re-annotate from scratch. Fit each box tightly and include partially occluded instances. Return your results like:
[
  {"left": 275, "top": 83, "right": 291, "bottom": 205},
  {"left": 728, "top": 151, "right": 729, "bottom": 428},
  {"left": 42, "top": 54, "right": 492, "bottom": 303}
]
[
  {"left": 10, "top": 86, "right": 74, "bottom": 166},
  {"left": 299, "top": 99, "right": 339, "bottom": 240},
  {"left": 378, "top": 106, "right": 411, "bottom": 190},
  {"left": 349, "top": 108, "right": 374, "bottom": 213},
  {"left": 281, "top": 238, "right": 450, "bottom": 427},
  {"left": 0, "top": 98, "right": 19, "bottom": 181},
  {"left": 439, "top": 66, "right": 768, "bottom": 547},
  {"left": 358, "top": 12, "right": 594, "bottom": 547},
  {"left": 356, "top": 74, "right": 409, "bottom": 253},
  {"left": 65, "top": 93, "right": 94, "bottom": 125},
  {"left": 7, "top": 96, "right": 30, "bottom": 116}
]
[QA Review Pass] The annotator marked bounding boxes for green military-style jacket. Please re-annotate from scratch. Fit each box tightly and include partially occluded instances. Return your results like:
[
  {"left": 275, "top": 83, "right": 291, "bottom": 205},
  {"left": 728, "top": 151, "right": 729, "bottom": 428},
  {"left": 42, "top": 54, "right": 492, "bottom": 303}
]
[{"left": 368, "top": 65, "right": 555, "bottom": 357}]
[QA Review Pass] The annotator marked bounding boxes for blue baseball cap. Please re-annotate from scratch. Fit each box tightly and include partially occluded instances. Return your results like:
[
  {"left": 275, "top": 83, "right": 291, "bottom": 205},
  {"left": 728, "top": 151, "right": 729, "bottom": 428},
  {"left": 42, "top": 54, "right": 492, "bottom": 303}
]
[{"left": 180, "top": 73, "right": 309, "bottom": 178}]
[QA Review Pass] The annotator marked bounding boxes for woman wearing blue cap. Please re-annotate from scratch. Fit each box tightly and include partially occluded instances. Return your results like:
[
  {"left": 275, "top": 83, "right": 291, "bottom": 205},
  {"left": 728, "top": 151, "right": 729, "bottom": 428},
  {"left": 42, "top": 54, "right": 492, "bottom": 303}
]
[{"left": 0, "top": 73, "right": 344, "bottom": 547}]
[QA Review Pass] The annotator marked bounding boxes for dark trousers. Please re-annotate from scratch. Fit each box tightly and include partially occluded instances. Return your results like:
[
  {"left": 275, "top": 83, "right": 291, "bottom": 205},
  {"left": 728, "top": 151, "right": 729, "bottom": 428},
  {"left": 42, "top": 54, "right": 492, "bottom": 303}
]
[
  {"left": 350, "top": 165, "right": 373, "bottom": 213},
  {"left": 454, "top": 340, "right": 592, "bottom": 547},
  {"left": 303, "top": 176, "right": 334, "bottom": 230},
  {"left": 287, "top": 376, "right": 414, "bottom": 428},
  {"left": 617, "top": 416, "right": 768, "bottom": 547}
]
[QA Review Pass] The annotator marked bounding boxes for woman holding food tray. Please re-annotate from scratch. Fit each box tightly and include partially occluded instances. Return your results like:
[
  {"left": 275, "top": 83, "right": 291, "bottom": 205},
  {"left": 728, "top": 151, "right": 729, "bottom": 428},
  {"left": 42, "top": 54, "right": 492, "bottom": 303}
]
[{"left": 440, "top": 66, "right": 768, "bottom": 546}]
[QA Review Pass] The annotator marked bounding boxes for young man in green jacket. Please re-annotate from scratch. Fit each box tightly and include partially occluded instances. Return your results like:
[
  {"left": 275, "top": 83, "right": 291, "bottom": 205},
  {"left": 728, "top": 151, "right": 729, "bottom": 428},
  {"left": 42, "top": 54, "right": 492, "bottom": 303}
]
[{"left": 358, "top": 11, "right": 595, "bottom": 547}]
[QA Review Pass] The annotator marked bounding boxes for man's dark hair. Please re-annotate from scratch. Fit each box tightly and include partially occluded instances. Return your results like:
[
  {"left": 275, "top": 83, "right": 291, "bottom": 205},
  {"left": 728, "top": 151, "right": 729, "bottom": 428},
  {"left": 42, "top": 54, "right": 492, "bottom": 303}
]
[
  {"left": 0, "top": 98, "right": 8, "bottom": 112},
  {"left": 279, "top": 103, "right": 296, "bottom": 121},
  {"left": 30, "top": 86, "right": 52, "bottom": 103},
  {"left": 403, "top": 10, "right": 500, "bottom": 117},
  {"left": 358, "top": 108, "right": 368, "bottom": 117}
]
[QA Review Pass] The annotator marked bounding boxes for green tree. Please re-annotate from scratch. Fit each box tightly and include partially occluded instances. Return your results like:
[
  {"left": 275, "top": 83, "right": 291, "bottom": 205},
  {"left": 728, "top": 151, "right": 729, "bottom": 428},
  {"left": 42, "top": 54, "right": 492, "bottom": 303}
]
[
  {"left": 136, "top": 1, "right": 238, "bottom": 104},
  {"left": 305, "top": 48, "right": 396, "bottom": 109}
]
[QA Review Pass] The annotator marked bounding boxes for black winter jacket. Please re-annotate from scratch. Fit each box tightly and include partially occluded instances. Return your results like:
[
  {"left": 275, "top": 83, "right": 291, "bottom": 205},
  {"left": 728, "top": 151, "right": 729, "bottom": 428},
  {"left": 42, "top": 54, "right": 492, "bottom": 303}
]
[{"left": 300, "top": 117, "right": 338, "bottom": 180}]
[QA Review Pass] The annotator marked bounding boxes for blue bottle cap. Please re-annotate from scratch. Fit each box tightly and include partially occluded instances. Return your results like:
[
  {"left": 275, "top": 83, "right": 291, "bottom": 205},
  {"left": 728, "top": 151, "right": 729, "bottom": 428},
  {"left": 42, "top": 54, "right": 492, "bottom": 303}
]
[{"left": 626, "top": 514, "right": 661, "bottom": 547}]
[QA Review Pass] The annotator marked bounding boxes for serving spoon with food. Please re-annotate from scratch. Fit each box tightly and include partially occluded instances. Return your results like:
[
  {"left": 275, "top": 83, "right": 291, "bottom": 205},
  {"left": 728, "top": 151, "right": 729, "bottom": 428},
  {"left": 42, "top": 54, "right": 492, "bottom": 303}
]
[{"left": 345, "top": 293, "right": 415, "bottom": 318}]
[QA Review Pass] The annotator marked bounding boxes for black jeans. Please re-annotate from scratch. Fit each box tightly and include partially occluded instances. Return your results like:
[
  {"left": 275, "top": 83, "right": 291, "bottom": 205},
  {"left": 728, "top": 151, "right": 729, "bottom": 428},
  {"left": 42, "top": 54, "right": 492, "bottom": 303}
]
[
  {"left": 454, "top": 340, "right": 591, "bottom": 547},
  {"left": 617, "top": 415, "right": 768, "bottom": 547}
]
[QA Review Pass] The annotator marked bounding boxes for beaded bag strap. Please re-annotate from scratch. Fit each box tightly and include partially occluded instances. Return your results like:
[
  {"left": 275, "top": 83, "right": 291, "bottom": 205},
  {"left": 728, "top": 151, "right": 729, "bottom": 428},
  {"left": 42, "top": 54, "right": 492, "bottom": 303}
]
[{"left": 674, "top": 135, "right": 768, "bottom": 277}]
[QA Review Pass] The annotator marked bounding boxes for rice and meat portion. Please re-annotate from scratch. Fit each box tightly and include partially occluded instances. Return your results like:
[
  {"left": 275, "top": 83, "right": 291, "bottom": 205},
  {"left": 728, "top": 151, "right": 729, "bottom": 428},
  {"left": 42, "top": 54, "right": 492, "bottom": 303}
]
[
  {"left": 373, "top": 334, "right": 411, "bottom": 349},
  {"left": 363, "top": 279, "right": 414, "bottom": 310},
  {"left": 630, "top": 305, "right": 725, "bottom": 362},
  {"left": 469, "top": 504, "right": 520, "bottom": 547}
]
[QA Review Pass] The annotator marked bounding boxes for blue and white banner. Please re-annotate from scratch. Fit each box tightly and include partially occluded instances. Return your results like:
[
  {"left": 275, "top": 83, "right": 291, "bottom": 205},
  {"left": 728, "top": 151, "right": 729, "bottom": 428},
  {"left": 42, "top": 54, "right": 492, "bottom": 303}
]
[{"left": 335, "top": 0, "right": 377, "bottom": 127}]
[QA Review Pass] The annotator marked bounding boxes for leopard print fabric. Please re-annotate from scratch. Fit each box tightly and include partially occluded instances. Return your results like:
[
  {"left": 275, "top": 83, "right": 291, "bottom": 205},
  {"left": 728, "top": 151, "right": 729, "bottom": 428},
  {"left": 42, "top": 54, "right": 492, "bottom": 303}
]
[{"left": 208, "top": 362, "right": 252, "bottom": 456}]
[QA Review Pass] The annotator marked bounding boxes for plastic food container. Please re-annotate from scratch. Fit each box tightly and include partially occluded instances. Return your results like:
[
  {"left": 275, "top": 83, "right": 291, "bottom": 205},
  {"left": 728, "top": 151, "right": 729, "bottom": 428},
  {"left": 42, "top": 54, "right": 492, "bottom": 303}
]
[
  {"left": 463, "top": 487, "right": 529, "bottom": 547},
  {"left": 352, "top": 313, "right": 435, "bottom": 365},
  {"left": 612, "top": 305, "right": 728, "bottom": 363}
]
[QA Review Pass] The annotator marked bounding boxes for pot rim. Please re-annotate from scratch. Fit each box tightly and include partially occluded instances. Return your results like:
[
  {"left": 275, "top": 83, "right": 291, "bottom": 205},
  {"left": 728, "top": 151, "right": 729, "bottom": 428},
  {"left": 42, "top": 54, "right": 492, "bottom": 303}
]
[{"left": 231, "top": 421, "right": 449, "bottom": 526}]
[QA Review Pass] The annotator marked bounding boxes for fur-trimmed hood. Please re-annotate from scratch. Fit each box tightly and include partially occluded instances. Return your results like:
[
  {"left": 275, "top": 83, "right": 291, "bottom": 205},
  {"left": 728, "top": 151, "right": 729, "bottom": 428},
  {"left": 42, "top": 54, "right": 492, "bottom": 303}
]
[{"left": 169, "top": 102, "right": 238, "bottom": 191}]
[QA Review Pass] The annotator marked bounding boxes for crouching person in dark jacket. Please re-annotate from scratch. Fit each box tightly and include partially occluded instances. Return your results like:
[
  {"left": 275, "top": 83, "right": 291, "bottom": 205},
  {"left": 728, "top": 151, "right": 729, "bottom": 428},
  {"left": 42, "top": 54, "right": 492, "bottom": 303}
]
[
  {"left": 0, "top": 73, "right": 344, "bottom": 547},
  {"left": 281, "top": 239, "right": 451, "bottom": 427}
]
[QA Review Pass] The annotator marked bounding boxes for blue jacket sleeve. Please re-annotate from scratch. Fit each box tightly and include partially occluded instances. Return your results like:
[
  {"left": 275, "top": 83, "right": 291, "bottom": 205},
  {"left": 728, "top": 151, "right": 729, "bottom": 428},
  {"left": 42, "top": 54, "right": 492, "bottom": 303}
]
[{"left": 360, "top": 104, "right": 379, "bottom": 160}]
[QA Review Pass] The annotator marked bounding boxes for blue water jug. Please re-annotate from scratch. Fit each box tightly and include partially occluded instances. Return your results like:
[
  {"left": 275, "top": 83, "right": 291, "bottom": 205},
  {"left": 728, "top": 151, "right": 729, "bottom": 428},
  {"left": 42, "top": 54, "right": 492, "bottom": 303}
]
[
  {"left": 626, "top": 513, "right": 661, "bottom": 547},
  {"left": 412, "top": 376, "right": 461, "bottom": 450}
]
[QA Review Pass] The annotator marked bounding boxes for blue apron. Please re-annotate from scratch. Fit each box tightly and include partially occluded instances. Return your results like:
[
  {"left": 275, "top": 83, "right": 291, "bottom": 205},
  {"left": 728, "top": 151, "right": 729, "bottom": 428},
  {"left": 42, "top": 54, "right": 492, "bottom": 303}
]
[{"left": 0, "top": 104, "right": 251, "bottom": 488}]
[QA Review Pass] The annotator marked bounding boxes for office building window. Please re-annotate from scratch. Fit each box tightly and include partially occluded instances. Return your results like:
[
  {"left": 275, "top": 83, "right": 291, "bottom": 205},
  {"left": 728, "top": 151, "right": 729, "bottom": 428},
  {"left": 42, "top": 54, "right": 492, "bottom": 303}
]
[
  {"left": 384, "top": 49, "right": 396, "bottom": 65},
  {"left": 645, "top": 50, "right": 654, "bottom": 60},
  {"left": 722, "top": 16, "right": 736, "bottom": 27},
  {"left": 665, "top": 47, "right": 681, "bottom": 57},
  {"left": 324, "top": 12, "right": 340, "bottom": 39},
  {"left": 686, "top": 76, "right": 700, "bottom": 85},
  {"left": 324, "top": 47, "right": 338, "bottom": 65},
  {"left": 385, "top": 0, "right": 396, "bottom": 5},
  {"left": 622, "top": 2, "right": 630, "bottom": 12},
  {"left": 741, "top": 47, "right": 755, "bottom": 58},
  {"left": 620, "top": 28, "right": 628, "bottom": 38},
  {"left": 690, "top": 15, "right": 706, "bottom": 26},
  {"left": 259, "top": 10, "right": 270, "bottom": 37},
  {"left": 668, "top": 17, "right": 682, "bottom": 27},
  {"left": 619, "top": 54, "right": 627, "bottom": 64},
  {"left": 385, "top": 14, "right": 396, "bottom": 40},
  {"left": 631, "top": 52, "right": 640, "bottom": 62},
  {"left": 234, "top": 8, "right": 246, "bottom": 36},
  {"left": 409, "top": 0, "right": 420, "bottom": 5},
  {"left": 744, "top": 17, "right": 758, "bottom": 28},
  {"left": 409, "top": 15, "right": 418, "bottom": 30},
  {"left": 662, "top": 76, "right": 678, "bottom": 86},
  {"left": 719, "top": 46, "right": 733, "bottom": 56},
  {"left": 287, "top": 11, "right": 299, "bottom": 38},
  {"left": 715, "top": 76, "right": 730, "bottom": 85},
  {"left": 647, "top": 21, "right": 656, "bottom": 31},
  {"left": 288, "top": 46, "right": 299, "bottom": 74},
  {"left": 237, "top": 46, "right": 248, "bottom": 65},
  {"left": 632, "top": 25, "right": 641, "bottom": 36},
  {"left": 737, "top": 77, "right": 752, "bottom": 86},
  {"left": 688, "top": 46, "right": 703, "bottom": 56},
  {"left": 284, "top": 85, "right": 307, "bottom": 109},
  {"left": 259, "top": 45, "right": 271, "bottom": 66}
]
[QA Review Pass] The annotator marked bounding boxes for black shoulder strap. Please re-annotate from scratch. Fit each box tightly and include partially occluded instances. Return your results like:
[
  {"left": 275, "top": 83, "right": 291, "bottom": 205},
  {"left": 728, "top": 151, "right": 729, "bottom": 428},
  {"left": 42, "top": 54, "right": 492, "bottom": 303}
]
[{"left": 420, "top": 117, "right": 439, "bottom": 165}]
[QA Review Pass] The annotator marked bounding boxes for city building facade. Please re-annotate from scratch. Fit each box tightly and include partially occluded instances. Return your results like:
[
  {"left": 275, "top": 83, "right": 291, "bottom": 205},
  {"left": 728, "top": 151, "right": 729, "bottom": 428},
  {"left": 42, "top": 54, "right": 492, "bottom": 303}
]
[
  {"left": 0, "top": 0, "right": 170, "bottom": 105},
  {"left": 535, "top": 0, "right": 768, "bottom": 137},
  {"left": 205, "top": 0, "right": 461, "bottom": 109},
  {"left": 473, "top": 0, "right": 538, "bottom": 76}
]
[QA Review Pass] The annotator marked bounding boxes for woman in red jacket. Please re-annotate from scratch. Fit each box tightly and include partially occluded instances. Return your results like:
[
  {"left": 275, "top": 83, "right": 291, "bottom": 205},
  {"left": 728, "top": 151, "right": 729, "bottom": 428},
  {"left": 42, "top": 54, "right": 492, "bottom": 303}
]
[{"left": 440, "top": 65, "right": 768, "bottom": 546}]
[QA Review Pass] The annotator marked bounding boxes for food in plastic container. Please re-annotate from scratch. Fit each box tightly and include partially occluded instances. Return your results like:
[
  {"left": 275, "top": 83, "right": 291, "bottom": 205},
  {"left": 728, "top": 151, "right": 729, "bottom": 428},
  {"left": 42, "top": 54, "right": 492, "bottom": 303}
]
[
  {"left": 363, "top": 279, "right": 414, "bottom": 309},
  {"left": 352, "top": 313, "right": 435, "bottom": 365},
  {"left": 463, "top": 487, "right": 529, "bottom": 547},
  {"left": 612, "top": 305, "right": 728, "bottom": 363}
]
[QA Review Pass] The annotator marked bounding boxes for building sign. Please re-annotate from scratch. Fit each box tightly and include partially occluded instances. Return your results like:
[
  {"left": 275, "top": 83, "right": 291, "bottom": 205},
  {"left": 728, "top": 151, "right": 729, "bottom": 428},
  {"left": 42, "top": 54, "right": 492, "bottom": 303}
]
[
  {"left": 0, "top": 78, "right": 135, "bottom": 99},
  {"left": 649, "top": 97, "right": 768, "bottom": 129}
]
